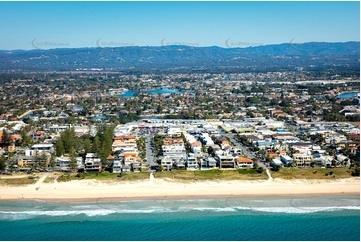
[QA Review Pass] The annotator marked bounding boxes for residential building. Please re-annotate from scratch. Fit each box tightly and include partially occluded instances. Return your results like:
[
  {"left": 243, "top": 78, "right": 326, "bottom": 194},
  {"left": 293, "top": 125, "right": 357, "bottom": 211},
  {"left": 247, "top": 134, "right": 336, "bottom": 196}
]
[
  {"left": 293, "top": 153, "right": 313, "bottom": 167},
  {"left": 235, "top": 157, "right": 254, "bottom": 168}
]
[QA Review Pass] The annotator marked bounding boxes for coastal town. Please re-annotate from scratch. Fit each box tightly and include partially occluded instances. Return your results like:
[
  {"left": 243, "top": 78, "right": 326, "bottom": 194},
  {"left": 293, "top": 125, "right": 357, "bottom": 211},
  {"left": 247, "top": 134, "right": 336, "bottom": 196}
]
[
  {"left": 0, "top": 1, "right": 360, "bottom": 241},
  {"left": 0, "top": 71, "right": 359, "bottom": 182}
]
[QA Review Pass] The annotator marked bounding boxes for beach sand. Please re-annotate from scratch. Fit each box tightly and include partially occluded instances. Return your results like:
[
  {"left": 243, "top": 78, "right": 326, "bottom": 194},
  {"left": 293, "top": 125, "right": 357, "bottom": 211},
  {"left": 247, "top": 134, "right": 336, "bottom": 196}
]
[{"left": 0, "top": 174, "right": 359, "bottom": 202}]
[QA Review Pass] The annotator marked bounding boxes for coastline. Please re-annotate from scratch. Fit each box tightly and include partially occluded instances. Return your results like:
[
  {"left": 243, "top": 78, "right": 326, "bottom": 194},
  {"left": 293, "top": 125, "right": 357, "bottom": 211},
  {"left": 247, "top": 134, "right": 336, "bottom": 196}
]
[{"left": 0, "top": 177, "right": 359, "bottom": 202}]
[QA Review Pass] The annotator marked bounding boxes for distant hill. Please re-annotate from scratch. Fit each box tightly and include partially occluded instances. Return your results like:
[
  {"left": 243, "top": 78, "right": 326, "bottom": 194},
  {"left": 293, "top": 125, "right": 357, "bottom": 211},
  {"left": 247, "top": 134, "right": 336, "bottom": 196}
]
[{"left": 0, "top": 42, "right": 359, "bottom": 73}]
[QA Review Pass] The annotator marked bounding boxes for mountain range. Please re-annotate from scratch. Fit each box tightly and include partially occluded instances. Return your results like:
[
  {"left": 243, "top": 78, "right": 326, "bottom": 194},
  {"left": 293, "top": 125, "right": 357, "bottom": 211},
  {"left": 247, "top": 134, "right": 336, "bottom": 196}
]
[{"left": 0, "top": 41, "right": 359, "bottom": 73}]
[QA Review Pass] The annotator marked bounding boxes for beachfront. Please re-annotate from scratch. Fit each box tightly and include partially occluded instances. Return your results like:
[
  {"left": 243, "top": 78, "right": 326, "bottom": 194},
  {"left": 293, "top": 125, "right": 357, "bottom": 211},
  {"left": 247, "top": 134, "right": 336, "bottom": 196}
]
[{"left": 0, "top": 173, "right": 359, "bottom": 201}]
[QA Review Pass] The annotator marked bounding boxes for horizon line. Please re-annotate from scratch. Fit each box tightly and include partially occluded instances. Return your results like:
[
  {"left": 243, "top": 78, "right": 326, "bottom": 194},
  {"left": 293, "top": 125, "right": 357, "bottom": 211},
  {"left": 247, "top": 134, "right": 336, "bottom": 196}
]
[{"left": 0, "top": 40, "right": 359, "bottom": 52}]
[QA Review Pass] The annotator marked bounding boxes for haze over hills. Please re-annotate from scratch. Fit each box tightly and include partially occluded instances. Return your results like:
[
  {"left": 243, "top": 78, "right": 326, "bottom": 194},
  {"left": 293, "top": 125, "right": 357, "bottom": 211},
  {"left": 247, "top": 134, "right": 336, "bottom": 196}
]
[{"left": 0, "top": 41, "right": 359, "bottom": 73}]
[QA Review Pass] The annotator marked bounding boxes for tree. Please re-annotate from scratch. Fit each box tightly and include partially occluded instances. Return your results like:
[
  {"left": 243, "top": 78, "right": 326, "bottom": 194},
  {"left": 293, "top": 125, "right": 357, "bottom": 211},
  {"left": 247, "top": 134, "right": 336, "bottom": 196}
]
[
  {"left": 256, "top": 167, "right": 264, "bottom": 174},
  {"left": 269, "top": 98, "right": 279, "bottom": 106},
  {"left": 49, "top": 152, "right": 57, "bottom": 169},
  {"left": 69, "top": 147, "right": 78, "bottom": 171},
  {"left": 93, "top": 135, "right": 101, "bottom": 155},
  {"left": 1, "top": 130, "right": 11, "bottom": 146},
  {"left": 0, "top": 155, "right": 7, "bottom": 171},
  {"left": 20, "top": 129, "right": 32, "bottom": 147},
  {"left": 271, "top": 165, "right": 281, "bottom": 171},
  {"left": 61, "top": 128, "right": 76, "bottom": 154},
  {"left": 39, "top": 152, "right": 48, "bottom": 169},
  {"left": 56, "top": 139, "right": 64, "bottom": 157},
  {"left": 84, "top": 138, "right": 92, "bottom": 154}
]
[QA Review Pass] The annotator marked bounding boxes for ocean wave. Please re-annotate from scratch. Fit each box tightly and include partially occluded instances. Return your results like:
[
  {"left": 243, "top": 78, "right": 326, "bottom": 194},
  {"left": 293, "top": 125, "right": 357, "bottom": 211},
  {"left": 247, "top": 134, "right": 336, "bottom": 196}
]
[
  {"left": 237, "top": 206, "right": 360, "bottom": 214},
  {"left": 0, "top": 205, "right": 359, "bottom": 220}
]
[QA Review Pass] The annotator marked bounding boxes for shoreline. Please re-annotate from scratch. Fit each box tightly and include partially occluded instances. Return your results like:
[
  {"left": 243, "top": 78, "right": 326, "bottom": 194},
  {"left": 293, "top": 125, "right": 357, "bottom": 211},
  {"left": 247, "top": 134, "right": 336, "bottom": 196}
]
[
  {"left": 0, "top": 177, "right": 359, "bottom": 202},
  {"left": 1, "top": 193, "right": 360, "bottom": 203}
]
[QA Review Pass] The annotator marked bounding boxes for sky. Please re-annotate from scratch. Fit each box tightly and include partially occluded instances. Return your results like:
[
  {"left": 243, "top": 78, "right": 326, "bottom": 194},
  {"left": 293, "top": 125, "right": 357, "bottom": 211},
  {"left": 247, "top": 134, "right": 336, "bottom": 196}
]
[{"left": 0, "top": 1, "right": 359, "bottom": 50}]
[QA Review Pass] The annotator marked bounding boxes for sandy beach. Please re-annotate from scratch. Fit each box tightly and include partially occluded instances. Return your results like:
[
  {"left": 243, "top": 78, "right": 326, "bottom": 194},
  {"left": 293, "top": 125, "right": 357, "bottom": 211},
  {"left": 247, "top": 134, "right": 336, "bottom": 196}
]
[{"left": 0, "top": 173, "right": 359, "bottom": 202}]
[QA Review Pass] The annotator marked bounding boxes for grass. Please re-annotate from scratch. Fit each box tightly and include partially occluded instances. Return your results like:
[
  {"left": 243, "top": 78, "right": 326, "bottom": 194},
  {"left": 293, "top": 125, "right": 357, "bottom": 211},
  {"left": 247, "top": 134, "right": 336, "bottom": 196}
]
[
  {"left": 55, "top": 169, "right": 267, "bottom": 183},
  {"left": 154, "top": 169, "right": 268, "bottom": 181},
  {"left": 57, "top": 171, "right": 149, "bottom": 182},
  {"left": 0, "top": 177, "right": 38, "bottom": 186},
  {"left": 270, "top": 167, "right": 354, "bottom": 179},
  {"left": 44, "top": 176, "right": 57, "bottom": 183}
]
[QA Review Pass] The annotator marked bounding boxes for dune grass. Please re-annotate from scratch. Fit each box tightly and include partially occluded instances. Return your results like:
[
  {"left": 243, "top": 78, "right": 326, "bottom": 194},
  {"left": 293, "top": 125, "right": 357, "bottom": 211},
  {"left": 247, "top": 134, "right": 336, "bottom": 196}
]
[
  {"left": 154, "top": 169, "right": 268, "bottom": 181},
  {"left": 0, "top": 177, "right": 38, "bottom": 186},
  {"left": 57, "top": 171, "right": 149, "bottom": 182},
  {"left": 270, "top": 167, "right": 354, "bottom": 179}
]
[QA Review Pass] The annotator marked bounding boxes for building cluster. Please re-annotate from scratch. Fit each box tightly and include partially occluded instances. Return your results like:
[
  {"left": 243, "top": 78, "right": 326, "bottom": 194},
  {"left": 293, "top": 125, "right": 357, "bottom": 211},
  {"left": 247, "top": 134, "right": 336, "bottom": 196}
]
[{"left": 0, "top": 72, "right": 359, "bottom": 174}]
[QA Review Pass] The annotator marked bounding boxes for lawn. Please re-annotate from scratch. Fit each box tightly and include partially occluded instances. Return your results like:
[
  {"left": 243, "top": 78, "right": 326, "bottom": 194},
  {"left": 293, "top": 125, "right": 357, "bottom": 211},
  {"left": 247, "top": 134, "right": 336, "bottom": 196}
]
[
  {"left": 270, "top": 167, "right": 355, "bottom": 179},
  {"left": 55, "top": 169, "right": 267, "bottom": 183},
  {"left": 57, "top": 171, "right": 149, "bottom": 182},
  {"left": 0, "top": 177, "right": 38, "bottom": 186},
  {"left": 154, "top": 169, "right": 268, "bottom": 181}
]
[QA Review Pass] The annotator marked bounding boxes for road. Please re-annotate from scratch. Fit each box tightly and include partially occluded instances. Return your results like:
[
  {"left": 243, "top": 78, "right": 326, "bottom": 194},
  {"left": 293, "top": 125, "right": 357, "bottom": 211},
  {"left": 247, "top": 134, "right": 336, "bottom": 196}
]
[
  {"left": 17, "top": 108, "right": 46, "bottom": 119},
  {"left": 145, "top": 135, "right": 157, "bottom": 166},
  {"left": 226, "top": 133, "right": 256, "bottom": 159},
  {"left": 222, "top": 131, "right": 267, "bottom": 168}
]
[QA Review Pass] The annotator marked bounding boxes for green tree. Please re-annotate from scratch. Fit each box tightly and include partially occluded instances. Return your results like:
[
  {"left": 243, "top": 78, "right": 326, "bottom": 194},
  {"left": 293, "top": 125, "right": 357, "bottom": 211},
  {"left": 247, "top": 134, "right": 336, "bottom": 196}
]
[
  {"left": 84, "top": 139, "right": 92, "bottom": 153},
  {"left": 0, "top": 155, "right": 7, "bottom": 171},
  {"left": 61, "top": 128, "right": 76, "bottom": 154},
  {"left": 69, "top": 147, "right": 78, "bottom": 171},
  {"left": 20, "top": 129, "right": 32, "bottom": 147},
  {"left": 56, "top": 139, "right": 64, "bottom": 157},
  {"left": 49, "top": 152, "right": 57, "bottom": 169},
  {"left": 93, "top": 136, "right": 101, "bottom": 155},
  {"left": 1, "top": 130, "right": 11, "bottom": 146},
  {"left": 39, "top": 152, "right": 48, "bottom": 169}
]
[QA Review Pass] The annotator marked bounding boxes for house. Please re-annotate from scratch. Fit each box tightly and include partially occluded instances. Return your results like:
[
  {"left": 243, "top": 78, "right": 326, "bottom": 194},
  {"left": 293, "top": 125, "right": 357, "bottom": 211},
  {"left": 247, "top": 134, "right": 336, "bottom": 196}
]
[
  {"left": 336, "top": 154, "right": 350, "bottom": 167},
  {"left": 161, "top": 157, "right": 174, "bottom": 171},
  {"left": 267, "top": 152, "right": 278, "bottom": 159},
  {"left": 271, "top": 158, "right": 283, "bottom": 167},
  {"left": 235, "top": 157, "right": 254, "bottom": 168},
  {"left": 280, "top": 154, "right": 293, "bottom": 166},
  {"left": 200, "top": 157, "right": 217, "bottom": 169},
  {"left": 293, "top": 153, "right": 313, "bottom": 167},
  {"left": 167, "top": 127, "right": 182, "bottom": 137},
  {"left": 131, "top": 162, "right": 141, "bottom": 172},
  {"left": 114, "top": 124, "right": 133, "bottom": 136},
  {"left": 84, "top": 153, "right": 102, "bottom": 173},
  {"left": 347, "top": 133, "right": 360, "bottom": 142},
  {"left": 200, "top": 133, "right": 214, "bottom": 146},
  {"left": 216, "top": 154, "right": 236, "bottom": 169},
  {"left": 190, "top": 141, "right": 202, "bottom": 154},
  {"left": 162, "top": 137, "right": 186, "bottom": 158},
  {"left": 112, "top": 135, "right": 137, "bottom": 152},
  {"left": 25, "top": 144, "right": 54, "bottom": 157},
  {"left": 186, "top": 154, "right": 198, "bottom": 170},
  {"left": 173, "top": 157, "right": 186, "bottom": 170},
  {"left": 337, "top": 140, "right": 359, "bottom": 154},
  {"left": 123, "top": 152, "right": 142, "bottom": 166},
  {"left": 17, "top": 156, "right": 35, "bottom": 168},
  {"left": 56, "top": 156, "right": 84, "bottom": 170},
  {"left": 106, "top": 157, "right": 122, "bottom": 173}
]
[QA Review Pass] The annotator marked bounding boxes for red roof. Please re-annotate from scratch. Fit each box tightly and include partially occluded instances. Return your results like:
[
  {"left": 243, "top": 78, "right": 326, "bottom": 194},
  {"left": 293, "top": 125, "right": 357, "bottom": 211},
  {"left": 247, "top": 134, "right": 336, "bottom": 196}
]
[{"left": 236, "top": 157, "right": 253, "bottom": 163}]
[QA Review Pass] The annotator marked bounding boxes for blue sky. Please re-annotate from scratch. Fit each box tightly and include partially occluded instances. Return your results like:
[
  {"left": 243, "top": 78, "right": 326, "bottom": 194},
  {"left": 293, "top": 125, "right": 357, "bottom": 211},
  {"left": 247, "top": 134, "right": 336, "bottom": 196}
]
[{"left": 0, "top": 1, "right": 359, "bottom": 50}]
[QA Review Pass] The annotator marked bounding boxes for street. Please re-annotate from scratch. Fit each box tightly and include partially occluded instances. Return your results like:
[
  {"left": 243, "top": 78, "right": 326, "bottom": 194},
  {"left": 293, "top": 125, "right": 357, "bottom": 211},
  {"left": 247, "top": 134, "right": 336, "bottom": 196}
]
[
  {"left": 145, "top": 135, "right": 157, "bottom": 166},
  {"left": 222, "top": 131, "right": 267, "bottom": 168}
]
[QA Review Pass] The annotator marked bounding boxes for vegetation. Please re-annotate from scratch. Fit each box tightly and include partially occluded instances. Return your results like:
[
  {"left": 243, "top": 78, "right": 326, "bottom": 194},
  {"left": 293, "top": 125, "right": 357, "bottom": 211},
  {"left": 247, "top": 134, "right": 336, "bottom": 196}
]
[
  {"left": 57, "top": 171, "right": 149, "bottom": 182},
  {"left": 0, "top": 177, "right": 38, "bottom": 186},
  {"left": 154, "top": 169, "right": 268, "bottom": 181},
  {"left": 55, "top": 125, "right": 115, "bottom": 162},
  {"left": 0, "top": 155, "right": 6, "bottom": 171},
  {"left": 270, "top": 167, "right": 354, "bottom": 179}
]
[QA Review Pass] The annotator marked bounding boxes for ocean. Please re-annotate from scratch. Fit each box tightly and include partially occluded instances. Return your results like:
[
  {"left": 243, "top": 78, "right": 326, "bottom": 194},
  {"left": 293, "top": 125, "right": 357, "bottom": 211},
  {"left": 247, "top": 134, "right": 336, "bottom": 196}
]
[{"left": 0, "top": 196, "right": 359, "bottom": 241}]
